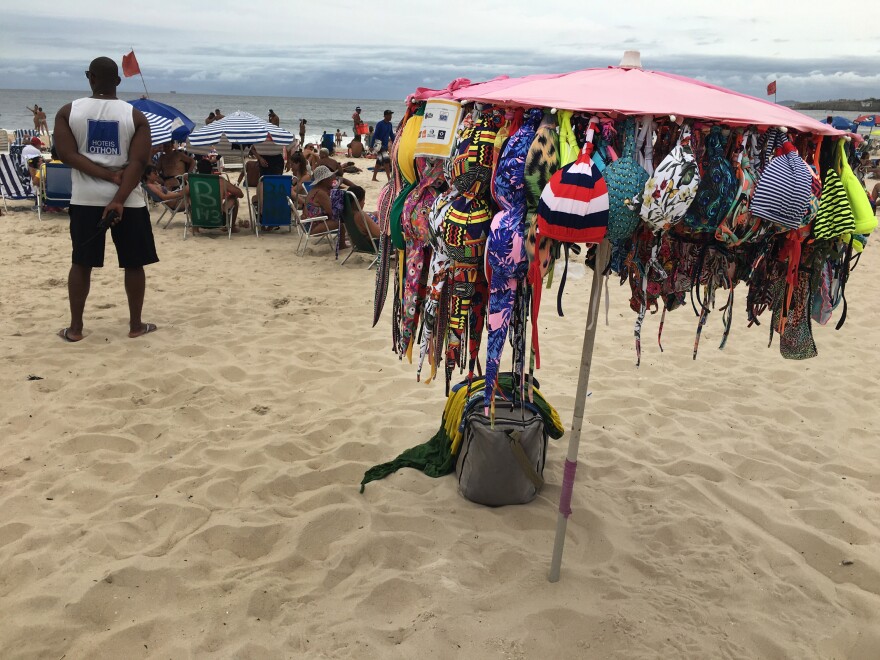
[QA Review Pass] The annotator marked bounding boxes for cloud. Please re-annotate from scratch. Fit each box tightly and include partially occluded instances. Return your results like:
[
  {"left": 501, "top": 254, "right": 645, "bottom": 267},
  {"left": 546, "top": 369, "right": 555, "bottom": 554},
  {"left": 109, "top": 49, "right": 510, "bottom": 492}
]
[{"left": 2, "top": 1, "right": 876, "bottom": 101}]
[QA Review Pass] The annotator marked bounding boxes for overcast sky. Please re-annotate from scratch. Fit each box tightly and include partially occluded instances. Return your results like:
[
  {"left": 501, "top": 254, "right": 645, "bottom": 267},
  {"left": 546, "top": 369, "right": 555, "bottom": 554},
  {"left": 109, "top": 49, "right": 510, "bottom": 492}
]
[{"left": 2, "top": 1, "right": 877, "bottom": 102}]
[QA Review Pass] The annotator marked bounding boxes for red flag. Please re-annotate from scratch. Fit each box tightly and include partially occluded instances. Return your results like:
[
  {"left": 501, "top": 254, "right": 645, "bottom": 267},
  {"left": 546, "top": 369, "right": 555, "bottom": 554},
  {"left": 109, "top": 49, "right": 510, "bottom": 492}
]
[
  {"left": 122, "top": 51, "right": 141, "bottom": 78},
  {"left": 766, "top": 80, "right": 777, "bottom": 96}
]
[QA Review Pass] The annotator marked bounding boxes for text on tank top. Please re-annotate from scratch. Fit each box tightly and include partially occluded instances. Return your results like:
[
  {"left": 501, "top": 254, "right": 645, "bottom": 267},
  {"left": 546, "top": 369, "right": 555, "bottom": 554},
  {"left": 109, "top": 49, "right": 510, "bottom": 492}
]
[{"left": 68, "top": 97, "right": 145, "bottom": 208}]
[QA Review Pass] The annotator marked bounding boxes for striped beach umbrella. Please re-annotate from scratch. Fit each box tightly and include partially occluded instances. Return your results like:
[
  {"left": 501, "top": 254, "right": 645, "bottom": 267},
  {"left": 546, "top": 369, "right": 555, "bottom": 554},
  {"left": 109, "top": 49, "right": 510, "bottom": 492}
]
[
  {"left": 143, "top": 111, "right": 174, "bottom": 147},
  {"left": 188, "top": 111, "right": 294, "bottom": 146}
]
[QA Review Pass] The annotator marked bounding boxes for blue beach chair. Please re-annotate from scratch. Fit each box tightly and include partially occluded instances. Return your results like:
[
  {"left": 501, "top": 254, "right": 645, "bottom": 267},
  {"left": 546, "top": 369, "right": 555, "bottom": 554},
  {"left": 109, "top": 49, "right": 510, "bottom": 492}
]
[
  {"left": 41, "top": 162, "right": 72, "bottom": 213},
  {"left": 255, "top": 175, "right": 294, "bottom": 236}
]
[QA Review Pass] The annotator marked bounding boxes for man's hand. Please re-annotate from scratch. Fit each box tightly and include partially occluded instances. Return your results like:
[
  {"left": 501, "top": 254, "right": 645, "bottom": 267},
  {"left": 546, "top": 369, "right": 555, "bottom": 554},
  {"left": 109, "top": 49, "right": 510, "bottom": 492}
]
[
  {"left": 110, "top": 170, "right": 124, "bottom": 186},
  {"left": 102, "top": 202, "right": 124, "bottom": 226}
]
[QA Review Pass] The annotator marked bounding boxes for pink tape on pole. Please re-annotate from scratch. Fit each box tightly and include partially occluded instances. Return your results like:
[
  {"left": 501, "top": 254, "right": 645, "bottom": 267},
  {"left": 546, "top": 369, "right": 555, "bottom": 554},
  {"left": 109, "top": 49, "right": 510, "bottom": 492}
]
[{"left": 559, "top": 459, "right": 578, "bottom": 518}]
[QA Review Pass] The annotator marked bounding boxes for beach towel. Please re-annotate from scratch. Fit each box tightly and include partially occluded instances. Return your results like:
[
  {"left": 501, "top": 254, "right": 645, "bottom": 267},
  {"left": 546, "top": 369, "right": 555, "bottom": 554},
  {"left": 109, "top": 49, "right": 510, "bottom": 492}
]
[
  {"left": 639, "top": 124, "right": 700, "bottom": 234},
  {"left": 523, "top": 111, "right": 559, "bottom": 273},
  {"left": 484, "top": 108, "right": 542, "bottom": 414},
  {"left": 812, "top": 168, "right": 854, "bottom": 239},
  {"left": 396, "top": 106, "right": 424, "bottom": 186},
  {"left": 835, "top": 139, "right": 877, "bottom": 235},
  {"left": 443, "top": 111, "right": 500, "bottom": 386},
  {"left": 602, "top": 117, "right": 649, "bottom": 242},
  {"left": 715, "top": 131, "right": 761, "bottom": 247},
  {"left": 750, "top": 140, "right": 813, "bottom": 230},
  {"left": 398, "top": 159, "right": 447, "bottom": 359},
  {"left": 683, "top": 126, "right": 738, "bottom": 232}
]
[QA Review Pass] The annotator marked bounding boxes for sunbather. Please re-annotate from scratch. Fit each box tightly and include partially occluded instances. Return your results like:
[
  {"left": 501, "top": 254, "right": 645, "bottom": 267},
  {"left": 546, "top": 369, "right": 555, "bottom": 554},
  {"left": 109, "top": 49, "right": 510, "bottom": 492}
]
[
  {"left": 303, "top": 165, "right": 346, "bottom": 246},
  {"left": 347, "top": 134, "right": 364, "bottom": 158},
  {"left": 142, "top": 165, "right": 185, "bottom": 209},
  {"left": 157, "top": 141, "right": 195, "bottom": 187},
  {"left": 348, "top": 185, "right": 381, "bottom": 238}
]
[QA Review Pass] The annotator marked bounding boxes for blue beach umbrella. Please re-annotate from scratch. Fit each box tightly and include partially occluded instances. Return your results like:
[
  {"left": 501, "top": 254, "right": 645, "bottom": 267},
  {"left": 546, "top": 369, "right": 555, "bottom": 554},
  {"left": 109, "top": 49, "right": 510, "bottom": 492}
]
[
  {"left": 129, "top": 98, "right": 195, "bottom": 141},
  {"left": 143, "top": 111, "right": 173, "bottom": 147},
  {"left": 821, "top": 116, "right": 857, "bottom": 132},
  {"left": 188, "top": 111, "right": 294, "bottom": 147},
  {"left": 855, "top": 114, "right": 877, "bottom": 127}
]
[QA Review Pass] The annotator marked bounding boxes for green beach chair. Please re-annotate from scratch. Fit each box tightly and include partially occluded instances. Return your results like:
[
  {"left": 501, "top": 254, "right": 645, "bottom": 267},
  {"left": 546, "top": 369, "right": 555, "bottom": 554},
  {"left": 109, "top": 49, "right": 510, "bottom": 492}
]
[
  {"left": 341, "top": 190, "right": 379, "bottom": 269},
  {"left": 185, "top": 173, "right": 233, "bottom": 240}
]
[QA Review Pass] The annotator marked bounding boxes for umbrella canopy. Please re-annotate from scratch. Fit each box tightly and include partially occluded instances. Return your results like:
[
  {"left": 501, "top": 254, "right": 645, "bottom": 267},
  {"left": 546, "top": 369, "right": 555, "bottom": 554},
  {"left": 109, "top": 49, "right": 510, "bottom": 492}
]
[
  {"left": 822, "top": 115, "right": 858, "bottom": 132},
  {"left": 456, "top": 66, "right": 844, "bottom": 135},
  {"left": 188, "top": 111, "right": 294, "bottom": 147},
  {"left": 855, "top": 114, "right": 877, "bottom": 127},
  {"left": 143, "top": 111, "right": 173, "bottom": 147},
  {"left": 129, "top": 98, "right": 194, "bottom": 141}
]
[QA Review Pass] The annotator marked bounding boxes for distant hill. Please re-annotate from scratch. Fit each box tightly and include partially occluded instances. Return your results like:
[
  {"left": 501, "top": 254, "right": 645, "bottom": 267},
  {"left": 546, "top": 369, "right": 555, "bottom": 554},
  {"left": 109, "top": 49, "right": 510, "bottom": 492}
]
[
  {"left": 792, "top": 98, "right": 879, "bottom": 112},
  {"left": 778, "top": 99, "right": 798, "bottom": 108}
]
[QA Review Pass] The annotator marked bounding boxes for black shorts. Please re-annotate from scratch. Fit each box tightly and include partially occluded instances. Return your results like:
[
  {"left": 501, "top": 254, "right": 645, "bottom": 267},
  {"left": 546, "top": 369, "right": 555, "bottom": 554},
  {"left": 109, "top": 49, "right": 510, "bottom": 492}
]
[{"left": 69, "top": 205, "right": 159, "bottom": 268}]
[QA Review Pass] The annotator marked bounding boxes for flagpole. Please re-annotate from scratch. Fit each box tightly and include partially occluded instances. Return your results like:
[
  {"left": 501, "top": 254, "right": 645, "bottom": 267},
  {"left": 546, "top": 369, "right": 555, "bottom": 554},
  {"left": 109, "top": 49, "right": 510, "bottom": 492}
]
[{"left": 132, "top": 47, "right": 149, "bottom": 98}]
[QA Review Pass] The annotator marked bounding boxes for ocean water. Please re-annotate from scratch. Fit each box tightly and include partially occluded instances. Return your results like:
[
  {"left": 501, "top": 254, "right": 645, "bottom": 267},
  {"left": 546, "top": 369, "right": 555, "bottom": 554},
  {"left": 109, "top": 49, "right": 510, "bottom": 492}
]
[
  {"left": 0, "top": 88, "right": 404, "bottom": 145},
  {"left": 0, "top": 87, "right": 861, "bottom": 145}
]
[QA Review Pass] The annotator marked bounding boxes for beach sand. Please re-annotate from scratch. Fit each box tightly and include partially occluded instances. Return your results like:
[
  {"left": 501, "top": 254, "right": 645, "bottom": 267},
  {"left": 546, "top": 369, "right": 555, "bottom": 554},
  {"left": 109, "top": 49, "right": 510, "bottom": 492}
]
[{"left": 1, "top": 168, "right": 879, "bottom": 659}]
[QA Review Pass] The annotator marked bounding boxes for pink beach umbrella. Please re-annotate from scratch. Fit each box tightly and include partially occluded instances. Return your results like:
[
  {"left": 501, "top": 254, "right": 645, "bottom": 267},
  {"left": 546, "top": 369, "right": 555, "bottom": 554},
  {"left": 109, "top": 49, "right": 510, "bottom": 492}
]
[{"left": 464, "top": 65, "right": 846, "bottom": 135}]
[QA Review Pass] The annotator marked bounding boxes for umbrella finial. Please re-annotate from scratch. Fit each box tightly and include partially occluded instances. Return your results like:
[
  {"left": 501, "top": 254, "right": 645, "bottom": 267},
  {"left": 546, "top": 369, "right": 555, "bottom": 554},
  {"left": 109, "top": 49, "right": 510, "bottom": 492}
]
[{"left": 619, "top": 50, "right": 642, "bottom": 69}]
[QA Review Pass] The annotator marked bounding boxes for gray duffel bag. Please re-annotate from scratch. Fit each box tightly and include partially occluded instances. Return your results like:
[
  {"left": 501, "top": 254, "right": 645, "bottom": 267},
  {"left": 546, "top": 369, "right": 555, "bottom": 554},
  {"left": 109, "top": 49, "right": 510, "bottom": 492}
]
[{"left": 455, "top": 402, "right": 548, "bottom": 506}]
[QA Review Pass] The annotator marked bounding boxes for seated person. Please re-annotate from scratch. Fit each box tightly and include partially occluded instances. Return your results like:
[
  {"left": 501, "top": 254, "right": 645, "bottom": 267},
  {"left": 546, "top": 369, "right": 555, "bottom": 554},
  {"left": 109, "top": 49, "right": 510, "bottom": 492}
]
[
  {"left": 316, "top": 148, "right": 360, "bottom": 175},
  {"left": 859, "top": 151, "right": 880, "bottom": 178},
  {"left": 303, "top": 165, "right": 347, "bottom": 248},
  {"left": 237, "top": 155, "right": 261, "bottom": 188},
  {"left": 347, "top": 134, "right": 364, "bottom": 158},
  {"left": 868, "top": 181, "right": 880, "bottom": 211},
  {"left": 21, "top": 137, "right": 44, "bottom": 187},
  {"left": 142, "top": 165, "right": 186, "bottom": 209},
  {"left": 303, "top": 143, "right": 320, "bottom": 171},
  {"left": 347, "top": 184, "right": 380, "bottom": 238},
  {"left": 157, "top": 141, "right": 195, "bottom": 187},
  {"left": 288, "top": 151, "right": 312, "bottom": 198},
  {"left": 251, "top": 144, "right": 285, "bottom": 177},
  {"left": 186, "top": 159, "right": 244, "bottom": 232}
]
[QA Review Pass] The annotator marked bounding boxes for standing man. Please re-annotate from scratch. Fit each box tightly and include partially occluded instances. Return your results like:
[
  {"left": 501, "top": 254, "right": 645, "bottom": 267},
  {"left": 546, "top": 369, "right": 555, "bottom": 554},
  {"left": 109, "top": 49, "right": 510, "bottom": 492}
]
[
  {"left": 299, "top": 118, "right": 307, "bottom": 148},
  {"left": 54, "top": 56, "right": 158, "bottom": 342},
  {"left": 371, "top": 109, "right": 394, "bottom": 182},
  {"left": 268, "top": 109, "right": 280, "bottom": 126},
  {"left": 214, "top": 108, "right": 225, "bottom": 121},
  {"left": 352, "top": 106, "right": 362, "bottom": 134}
]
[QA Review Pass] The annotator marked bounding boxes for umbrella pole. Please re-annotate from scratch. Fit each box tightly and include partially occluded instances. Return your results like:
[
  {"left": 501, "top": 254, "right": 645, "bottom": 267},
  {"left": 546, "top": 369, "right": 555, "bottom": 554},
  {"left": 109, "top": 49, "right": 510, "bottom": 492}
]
[{"left": 548, "top": 239, "right": 610, "bottom": 583}]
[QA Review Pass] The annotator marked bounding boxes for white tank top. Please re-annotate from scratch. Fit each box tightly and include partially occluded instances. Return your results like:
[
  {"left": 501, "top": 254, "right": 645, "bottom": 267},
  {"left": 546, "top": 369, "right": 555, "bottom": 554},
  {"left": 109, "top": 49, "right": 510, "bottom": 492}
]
[{"left": 68, "top": 97, "right": 145, "bottom": 208}]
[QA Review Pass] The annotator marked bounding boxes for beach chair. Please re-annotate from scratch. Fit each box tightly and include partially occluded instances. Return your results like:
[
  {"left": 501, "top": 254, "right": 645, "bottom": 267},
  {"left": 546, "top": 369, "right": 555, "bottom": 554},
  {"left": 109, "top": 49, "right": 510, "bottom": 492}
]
[
  {"left": 184, "top": 173, "right": 233, "bottom": 239},
  {"left": 0, "top": 153, "right": 38, "bottom": 216},
  {"left": 143, "top": 183, "right": 183, "bottom": 229},
  {"left": 295, "top": 180, "right": 336, "bottom": 256},
  {"left": 255, "top": 174, "right": 294, "bottom": 236},
  {"left": 14, "top": 129, "right": 39, "bottom": 145},
  {"left": 40, "top": 162, "right": 72, "bottom": 214},
  {"left": 0, "top": 131, "right": 9, "bottom": 154},
  {"left": 340, "top": 190, "right": 379, "bottom": 268}
]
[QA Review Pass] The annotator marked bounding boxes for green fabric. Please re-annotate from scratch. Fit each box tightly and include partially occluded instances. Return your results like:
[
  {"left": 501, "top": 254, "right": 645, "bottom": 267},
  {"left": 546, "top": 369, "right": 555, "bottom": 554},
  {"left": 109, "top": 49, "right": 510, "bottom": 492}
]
[
  {"left": 359, "top": 374, "right": 564, "bottom": 491},
  {"left": 389, "top": 180, "right": 417, "bottom": 251},
  {"left": 187, "top": 173, "right": 226, "bottom": 228}
]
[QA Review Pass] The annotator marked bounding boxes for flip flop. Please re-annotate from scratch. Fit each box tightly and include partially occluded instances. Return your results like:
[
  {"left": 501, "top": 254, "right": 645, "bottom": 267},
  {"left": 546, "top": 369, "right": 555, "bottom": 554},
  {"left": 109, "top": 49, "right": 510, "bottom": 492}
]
[
  {"left": 57, "top": 328, "right": 82, "bottom": 342},
  {"left": 129, "top": 322, "right": 158, "bottom": 339}
]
